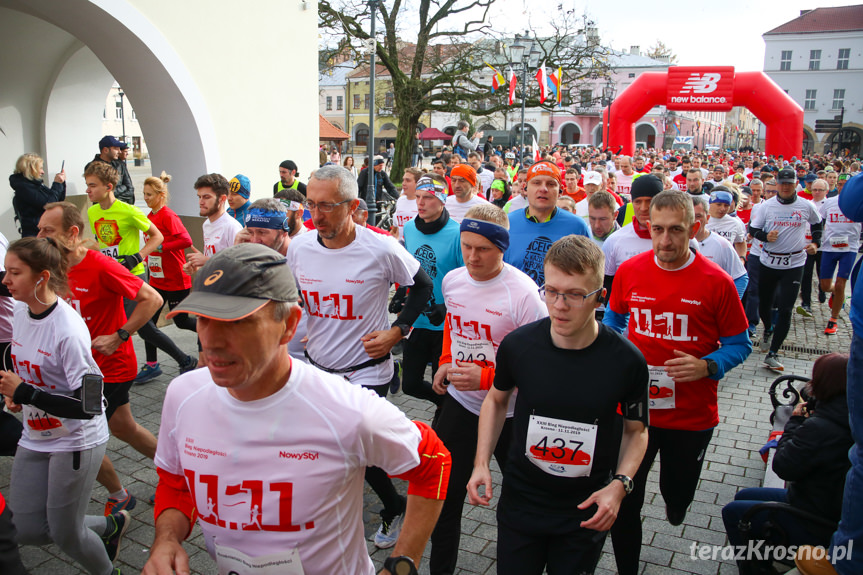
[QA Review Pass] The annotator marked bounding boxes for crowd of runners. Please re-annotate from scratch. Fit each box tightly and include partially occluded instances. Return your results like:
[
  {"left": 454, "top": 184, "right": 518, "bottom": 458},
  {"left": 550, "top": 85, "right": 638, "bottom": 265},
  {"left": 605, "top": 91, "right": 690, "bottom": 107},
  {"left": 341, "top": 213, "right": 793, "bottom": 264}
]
[{"left": 1, "top": 129, "right": 862, "bottom": 575}]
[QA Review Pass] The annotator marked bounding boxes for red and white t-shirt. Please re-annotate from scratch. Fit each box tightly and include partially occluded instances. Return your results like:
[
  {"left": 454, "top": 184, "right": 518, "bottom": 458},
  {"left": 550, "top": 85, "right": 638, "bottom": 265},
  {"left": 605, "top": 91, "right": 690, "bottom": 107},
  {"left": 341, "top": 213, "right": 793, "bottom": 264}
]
[
  {"left": 609, "top": 251, "right": 748, "bottom": 430},
  {"left": 820, "top": 196, "right": 862, "bottom": 253},
  {"left": 10, "top": 299, "right": 109, "bottom": 453},
  {"left": 394, "top": 196, "right": 418, "bottom": 235},
  {"left": 440, "top": 264, "right": 547, "bottom": 416},
  {"left": 146, "top": 206, "right": 193, "bottom": 291},
  {"left": 0, "top": 232, "right": 13, "bottom": 343},
  {"left": 286, "top": 226, "right": 420, "bottom": 387},
  {"left": 750, "top": 196, "right": 822, "bottom": 269},
  {"left": 615, "top": 171, "right": 634, "bottom": 195},
  {"left": 203, "top": 211, "right": 243, "bottom": 257},
  {"left": 155, "top": 360, "right": 421, "bottom": 575},
  {"left": 67, "top": 250, "right": 142, "bottom": 383}
]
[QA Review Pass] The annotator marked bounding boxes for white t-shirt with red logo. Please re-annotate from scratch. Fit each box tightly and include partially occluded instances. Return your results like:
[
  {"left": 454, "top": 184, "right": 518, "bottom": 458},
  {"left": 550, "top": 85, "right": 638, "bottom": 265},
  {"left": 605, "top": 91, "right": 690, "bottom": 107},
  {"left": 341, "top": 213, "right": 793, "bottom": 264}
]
[
  {"left": 286, "top": 226, "right": 420, "bottom": 387},
  {"left": 608, "top": 251, "right": 748, "bottom": 431},
  {"left": 11, "top": 299, "right": 109, "bottom": 453},
  {"left": 820, "top": 196, "right": 862, "bottom": 253},
  {"left": 750, "top": 196, "right": 822, "bottom": 269},
  {"left": 706, "top": 214, "right": 746, "bottom": 245},
  {"left": 154, "top": 360, "right": 421, "bottom": 575},
  {"left": 614, "top": 171, "right": 634, "bottom": 195},
  {"left": 441, "top": 264, "right": 547, "bottom": 416},
  {"left": 394, "top": 196, "right": 418, "bottom": 234},
  {"left": 202, "top": 211, "right": 243, "bottom": 257}
]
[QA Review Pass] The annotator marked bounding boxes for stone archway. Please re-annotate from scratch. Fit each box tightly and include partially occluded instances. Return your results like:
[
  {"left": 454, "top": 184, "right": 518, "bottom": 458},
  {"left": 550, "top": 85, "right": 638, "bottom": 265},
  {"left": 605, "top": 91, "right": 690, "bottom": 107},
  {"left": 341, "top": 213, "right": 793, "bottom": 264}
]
[{"left": 558, "top": 122, "right": 582, "bottom": 145}]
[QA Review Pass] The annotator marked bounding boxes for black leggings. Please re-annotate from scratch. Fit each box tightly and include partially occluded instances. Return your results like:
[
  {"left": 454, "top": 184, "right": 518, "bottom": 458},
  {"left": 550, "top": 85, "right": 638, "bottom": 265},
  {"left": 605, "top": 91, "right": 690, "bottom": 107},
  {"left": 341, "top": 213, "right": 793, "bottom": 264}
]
[
  {"left": 758, "top": 264, "right": 804, "bottom": 353},
  {"left": 402, "top": 328, "right": 444, "bottom": 406},
  {"left": 145, "top": 287, "right": 197, "bottom": 363},
  {"left": 800, "top": 252, "right": 823, "bottom": 307},
  {"left": 123, "top": 297, "right": 188, "bottom": 366},
  {"left": 743, "top": 254, "right": 762, "bottom": 328},
  {"left": 363, "top": 382, "right": 406, "bottom": 522},
  {"left": 611, "top": 426, "right": 714, "bottom": 575},
  {"left": 0, "top": 342, "right": 21, "bottom": 457},
  {"left": 430, "top": 394, "right": 512, "bottom": 575}
]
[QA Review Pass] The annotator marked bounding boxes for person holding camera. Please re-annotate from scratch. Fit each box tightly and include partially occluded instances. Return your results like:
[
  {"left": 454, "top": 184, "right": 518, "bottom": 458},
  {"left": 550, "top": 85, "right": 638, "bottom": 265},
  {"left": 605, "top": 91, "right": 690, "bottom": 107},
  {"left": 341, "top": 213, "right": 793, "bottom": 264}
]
[{"left": 0, "top": 237, "right": 127, "bottom": 575}]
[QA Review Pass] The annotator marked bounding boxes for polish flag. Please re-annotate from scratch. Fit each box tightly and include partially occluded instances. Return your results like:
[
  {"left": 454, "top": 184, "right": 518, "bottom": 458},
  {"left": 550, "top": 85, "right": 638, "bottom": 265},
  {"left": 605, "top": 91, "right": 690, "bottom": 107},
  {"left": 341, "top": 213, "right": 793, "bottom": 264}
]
[
  {"left": 535, "top": 61, "right": 548, "bottom": 102},
  {"left": 508, "top": 67, "right": 517, "bottom": 106}
]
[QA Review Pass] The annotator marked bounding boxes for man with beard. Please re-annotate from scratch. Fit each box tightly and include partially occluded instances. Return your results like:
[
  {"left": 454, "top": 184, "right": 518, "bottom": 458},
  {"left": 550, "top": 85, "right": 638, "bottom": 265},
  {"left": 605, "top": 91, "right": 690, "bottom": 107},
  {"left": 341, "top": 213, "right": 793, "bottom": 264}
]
[{"left": 184, "top": 173, "right": 243, "bottom": 274}]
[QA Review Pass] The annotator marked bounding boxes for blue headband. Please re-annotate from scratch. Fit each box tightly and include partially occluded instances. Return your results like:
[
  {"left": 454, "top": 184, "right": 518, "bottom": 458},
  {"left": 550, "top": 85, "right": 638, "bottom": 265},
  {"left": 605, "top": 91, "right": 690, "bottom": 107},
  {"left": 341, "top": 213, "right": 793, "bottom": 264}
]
[
  {"left": 245, "top": 208, "right": 288, "bottom": 230},
  {"left": 709, "top": 191, "right": 733, "bottom": 205},
  {"left": 460, "top": 218, "right": 510, "bottom": 253}
]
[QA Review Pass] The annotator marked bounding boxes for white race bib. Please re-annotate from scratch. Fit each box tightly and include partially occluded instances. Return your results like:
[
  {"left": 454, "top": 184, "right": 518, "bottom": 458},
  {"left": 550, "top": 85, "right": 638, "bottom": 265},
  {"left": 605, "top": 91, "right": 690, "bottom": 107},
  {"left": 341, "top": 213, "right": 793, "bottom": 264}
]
[
  {"left": 764, "top": 252, "right": 795, "bottom": 269},
  {"left": 450, "top": 335, "right": 495, "bottom": 367},
  {"left": 23, "top": 406, "right": 70, "bottom": 440},
  {"left": 648, "top": 366, "right": 675, "bottom": 410},
  {"left": 100, "top": 246, "right": 119, "bottom": 259},
  {"left": 525, "top": 414, "right": 597, "bottom": 478},
  {"left": 148, "top": 254, "right": 165, "bottom": 278},
  {"left": 830, "top": 236, "right": 850, "bottom": 249},
  {"left": 215, "top": 543, "right": 305, "bottom": 575}
]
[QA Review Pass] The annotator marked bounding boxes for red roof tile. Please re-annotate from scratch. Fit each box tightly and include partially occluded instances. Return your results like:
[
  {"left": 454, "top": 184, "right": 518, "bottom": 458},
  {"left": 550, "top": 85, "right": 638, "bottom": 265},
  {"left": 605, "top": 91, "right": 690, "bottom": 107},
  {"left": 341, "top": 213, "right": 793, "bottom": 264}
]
[
  {"left": 319, "top": 115, "right": 349, "bottom": 141},
  {"left": 765, "top": 5, "right": 863, "bottom": 35}
]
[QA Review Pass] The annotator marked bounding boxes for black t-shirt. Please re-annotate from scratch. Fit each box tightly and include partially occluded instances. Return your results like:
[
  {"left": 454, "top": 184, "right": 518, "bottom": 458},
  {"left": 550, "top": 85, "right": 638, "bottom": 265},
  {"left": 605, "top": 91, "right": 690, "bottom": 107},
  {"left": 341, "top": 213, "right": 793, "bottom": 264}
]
[{"left": 494, "top": 319, "right": 649, "bottom": 517}]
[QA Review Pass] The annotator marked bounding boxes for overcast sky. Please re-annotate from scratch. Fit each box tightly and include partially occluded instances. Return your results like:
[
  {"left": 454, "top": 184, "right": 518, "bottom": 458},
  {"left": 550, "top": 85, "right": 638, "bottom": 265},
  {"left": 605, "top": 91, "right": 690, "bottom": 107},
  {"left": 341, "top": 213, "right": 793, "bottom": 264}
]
[{"left": 476, "top": 0, "right": 860, "bottom": 71}]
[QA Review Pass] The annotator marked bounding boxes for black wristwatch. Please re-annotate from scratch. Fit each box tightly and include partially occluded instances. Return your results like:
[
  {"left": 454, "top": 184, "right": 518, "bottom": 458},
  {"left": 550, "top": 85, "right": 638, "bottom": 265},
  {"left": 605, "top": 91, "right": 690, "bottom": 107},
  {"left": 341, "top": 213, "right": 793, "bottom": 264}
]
[
  {"left": 612, "top": 474, "right": 633, "bottom": 495},
  {"left": 383, "top": 555, "right": 417, "bottom": 575},
  {"left": 393, "top": 323, "right": 411, "bottom": 337},
  {"left": 116, "top": 329, "right": 130, "bottom": 342},
  {"left": 705, "top": 358, "right": 719, "bottom": 377}
]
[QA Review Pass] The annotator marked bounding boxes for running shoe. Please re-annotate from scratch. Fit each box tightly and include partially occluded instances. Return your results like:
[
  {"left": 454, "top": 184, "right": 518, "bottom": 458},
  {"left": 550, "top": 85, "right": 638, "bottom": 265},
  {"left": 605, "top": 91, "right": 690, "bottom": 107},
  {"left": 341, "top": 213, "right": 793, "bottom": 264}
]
[
  {"left": 819, "top": 290, "right": 827, "bottom": 304},
  {"left": 373, "top": 513, "right": 404, "bottom": 549},
  {"left": 795, "top": 305, "right": 813, "bottom": 319},
  {"left": 102, "top": 510, "right": 130, "bottom": 562},
  {"left": 179, "top": 356, "right": 198, "bottom": 374},
  {"left": 759, "top": 330, "right": 773, "bottom": 353},
  {"left": 104, "top": 492, "right": 136, "bottom": 516},
  {"left": 747, "top": 326, "right": 757, "bottom": 340},
  {"left": 134, "top": 363, "right": 162, "bottom": 385},
  {"left": 764, "top": 353, "right": 784, "bottom": 372},
  {"left": 825, "top": 320, "right": 838, "bottom": 335}
]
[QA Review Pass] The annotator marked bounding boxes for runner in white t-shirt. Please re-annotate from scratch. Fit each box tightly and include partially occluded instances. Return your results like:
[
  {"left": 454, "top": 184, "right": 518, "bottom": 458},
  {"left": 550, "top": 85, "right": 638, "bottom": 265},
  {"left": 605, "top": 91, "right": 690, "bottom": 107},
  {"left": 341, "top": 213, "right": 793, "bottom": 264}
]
[
  {"left": 286, "top": 165, "right": 434, "bottom": 550},
  {"left": 692, "top": 195, "right": 748, "bottom": 298},
  {"left": 445, "top": 164, "right": 490, "bottom": 223},
  {"left": 393, "top": 168, "right": 420, "bottom": 237},
  {"left": 749, "top": 168, "right": 822, "bottom": 371},
  {"left": 705, "top": 189, "right": 747, "bottom": 258},
  {"left": 146, "top": 243, "right": 450, "bottom": 575},
  {"left": 428, "top": 204, "right": 547, "bottom": 574},
  {"left": 1, "top": 237, "right": 126, "bottom": 575},
  {"left": 184, "top": 174, "right": 243, "bottom": 275},
  {"left": 819, "top": 192, "right": 862, "bottom": 335}
]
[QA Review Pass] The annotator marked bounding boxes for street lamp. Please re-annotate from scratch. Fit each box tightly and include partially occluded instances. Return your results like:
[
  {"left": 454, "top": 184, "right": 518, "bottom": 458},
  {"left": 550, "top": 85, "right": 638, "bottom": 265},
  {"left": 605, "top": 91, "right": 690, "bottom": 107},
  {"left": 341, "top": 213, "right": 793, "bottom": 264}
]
[
  {"left": 116, "top": 88, "right": 126, "bottom": 144},
  {"left": 602, "top": 79, "right": 615, "bottom": 151},
  {"left": 366, "top": 0, "right": 379, "bottom": 224},
  {"left": 509, "top": 33, "right": 541, "bottom": 164}
]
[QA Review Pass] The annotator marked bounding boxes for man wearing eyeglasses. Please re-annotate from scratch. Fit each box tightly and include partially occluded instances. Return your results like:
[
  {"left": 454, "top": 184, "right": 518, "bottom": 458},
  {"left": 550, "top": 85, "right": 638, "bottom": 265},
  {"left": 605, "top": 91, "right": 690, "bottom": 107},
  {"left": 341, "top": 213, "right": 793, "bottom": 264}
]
[
  {"left": 286, "top": 165, "right": 434, "bottom": 549},
  {"left": 428, "top": 204, "right": 546, "bottom": 575},
  {"left": 467, "top": 234, "right": 648, "bottom": 575},
  {"left": 603, "top": 191, "right": 751, "bottom": 575}
]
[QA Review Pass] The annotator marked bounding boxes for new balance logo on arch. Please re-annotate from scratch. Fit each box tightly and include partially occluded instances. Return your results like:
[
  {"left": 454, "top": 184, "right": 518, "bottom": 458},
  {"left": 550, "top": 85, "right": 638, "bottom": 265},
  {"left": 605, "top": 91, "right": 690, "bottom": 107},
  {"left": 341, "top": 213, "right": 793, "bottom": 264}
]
[{"left": 680, "top": 73, "right": 721, "bottom": 94}]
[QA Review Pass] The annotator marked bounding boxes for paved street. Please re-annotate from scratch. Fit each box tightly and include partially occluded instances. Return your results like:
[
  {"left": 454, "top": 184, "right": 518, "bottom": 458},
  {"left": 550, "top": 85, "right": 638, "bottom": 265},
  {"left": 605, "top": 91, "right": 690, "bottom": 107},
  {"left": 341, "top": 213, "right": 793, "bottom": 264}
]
[{"left": 4, "top": 247, "right": 854, "bottom": 573}]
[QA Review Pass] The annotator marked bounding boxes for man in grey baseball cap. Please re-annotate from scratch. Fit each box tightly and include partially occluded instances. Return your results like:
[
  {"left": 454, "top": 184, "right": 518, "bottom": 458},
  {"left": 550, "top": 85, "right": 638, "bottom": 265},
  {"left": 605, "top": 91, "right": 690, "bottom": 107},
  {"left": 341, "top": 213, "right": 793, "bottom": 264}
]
[{"left": 149, "top": 242, "right": 449, "bottom": 575}]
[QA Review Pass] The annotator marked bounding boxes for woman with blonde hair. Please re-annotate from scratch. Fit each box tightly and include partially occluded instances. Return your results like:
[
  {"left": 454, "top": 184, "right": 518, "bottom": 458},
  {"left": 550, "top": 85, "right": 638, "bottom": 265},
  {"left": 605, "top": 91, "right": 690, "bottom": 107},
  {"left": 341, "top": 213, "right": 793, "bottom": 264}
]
[
  {"left": 136, "top": 172, "right": 197, "bottom": 384},
  {"left": 9, "top": 153, "right": 66, "bottom": 237}
]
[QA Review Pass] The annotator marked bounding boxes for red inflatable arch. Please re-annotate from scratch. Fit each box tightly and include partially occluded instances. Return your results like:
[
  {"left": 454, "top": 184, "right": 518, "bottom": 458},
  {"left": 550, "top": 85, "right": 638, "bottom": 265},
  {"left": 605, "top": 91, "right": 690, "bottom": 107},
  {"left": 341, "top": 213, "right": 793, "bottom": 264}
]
[{"left": 602, "top": 66, "right": 803, "bottom": 158}]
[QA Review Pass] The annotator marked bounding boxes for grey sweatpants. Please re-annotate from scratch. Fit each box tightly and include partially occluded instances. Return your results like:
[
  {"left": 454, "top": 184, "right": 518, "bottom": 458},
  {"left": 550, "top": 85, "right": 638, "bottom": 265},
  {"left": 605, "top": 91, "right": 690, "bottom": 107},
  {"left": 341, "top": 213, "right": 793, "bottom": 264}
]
[{"left": 9, "top": 443, "right": 113, "bottom": 575}]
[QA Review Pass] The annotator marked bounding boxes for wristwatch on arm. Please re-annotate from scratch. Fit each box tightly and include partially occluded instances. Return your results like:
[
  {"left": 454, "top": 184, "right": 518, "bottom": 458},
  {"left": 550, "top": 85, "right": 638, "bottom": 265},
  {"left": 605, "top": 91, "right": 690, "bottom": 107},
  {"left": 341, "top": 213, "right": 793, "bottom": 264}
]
[
  {"left": 116, "top": 329, "right": 130, "bottom": 342},
  {"left": 383, "top": 556, "right": 418, "bottom": 575},
  {"left": 612, "top": 474, "right": 633, "bottom": 495}
]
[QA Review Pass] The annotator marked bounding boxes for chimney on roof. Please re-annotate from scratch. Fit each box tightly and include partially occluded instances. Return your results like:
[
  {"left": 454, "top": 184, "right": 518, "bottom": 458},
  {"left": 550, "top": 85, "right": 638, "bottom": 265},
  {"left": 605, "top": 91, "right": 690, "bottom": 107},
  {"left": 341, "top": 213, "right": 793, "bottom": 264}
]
[
  {"left": 800, "top": 9, "right": 811, "bottom": 16},
  {"left": 586, "top": 26, "right": 599, "bottom": 46},
  {"left": 630, "top": 45, "right": 640, "bottom": 56}
]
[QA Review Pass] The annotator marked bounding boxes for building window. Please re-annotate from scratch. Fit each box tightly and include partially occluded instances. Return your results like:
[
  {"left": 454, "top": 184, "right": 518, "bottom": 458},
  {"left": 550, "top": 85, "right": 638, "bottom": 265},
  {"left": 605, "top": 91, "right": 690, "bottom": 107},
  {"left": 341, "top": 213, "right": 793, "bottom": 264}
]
[
  {"left": 385, "top": 92, "right": 394, "bottom": 108},
  {"left": 364, "top": 94, "right": 370, "bottom": 109},
  {"left": 628, "top": 73, "right": 635, "bottom": 78},
  {"left": 131, "top": 109, "right": 137, "bottom": 122},
  {"left": 562, "top": 89, "right": 571, "bottom": 106},
  {"left": 809, "top": 50, "right": 821, "bottom": 70},
  {"left": 115, "top": 101, "right": 123, "bottom": 120},
  {"left": 832, "top": 89, "right": 845, "bottom": 110},
  {"left": 780, "top": 50, "right": 792, "bottom": 71},
  {"left": 337, "top": 96, "right": 343, "bottom": 110},
  {"left": 579, "top": 89, "right": 592, "bottom": 107},
  {"left": 102, "top": 108, "right": 106, "bottom": 119},
  {"left": 838, "top": 48, "right": 850, "bottom": 70},
  {"left": 353, "top": 94, "right": 360, "bottom": 109},
  {"left": 804, "top": 89, "right": 817, "bottom": 111},
  {"left": 326, "top": 96, "right": 332, "bottom": 110}
]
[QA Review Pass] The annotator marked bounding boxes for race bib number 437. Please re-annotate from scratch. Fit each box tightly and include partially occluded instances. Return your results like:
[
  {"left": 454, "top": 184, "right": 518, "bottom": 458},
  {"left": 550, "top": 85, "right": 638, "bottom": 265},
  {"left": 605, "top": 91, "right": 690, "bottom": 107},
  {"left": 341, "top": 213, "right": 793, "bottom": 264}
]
[{"left": 526, "top": 415, "right": 597, "bottom": 478}]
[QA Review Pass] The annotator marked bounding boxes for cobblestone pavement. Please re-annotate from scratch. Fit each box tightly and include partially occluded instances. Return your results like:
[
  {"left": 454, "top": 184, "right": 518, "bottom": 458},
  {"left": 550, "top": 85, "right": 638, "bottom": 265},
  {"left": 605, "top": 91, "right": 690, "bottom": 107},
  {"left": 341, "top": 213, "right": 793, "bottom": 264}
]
[{"left": 6, "top": 224, "right": 854, "bottom": 573}]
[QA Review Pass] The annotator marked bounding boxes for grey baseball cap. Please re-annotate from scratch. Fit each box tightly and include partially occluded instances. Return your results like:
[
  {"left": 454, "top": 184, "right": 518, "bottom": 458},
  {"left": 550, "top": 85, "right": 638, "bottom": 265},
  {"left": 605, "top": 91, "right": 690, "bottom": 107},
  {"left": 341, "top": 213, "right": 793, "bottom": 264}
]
[{"left": 167, "top": 243, "right": 298, "bottom": 321}]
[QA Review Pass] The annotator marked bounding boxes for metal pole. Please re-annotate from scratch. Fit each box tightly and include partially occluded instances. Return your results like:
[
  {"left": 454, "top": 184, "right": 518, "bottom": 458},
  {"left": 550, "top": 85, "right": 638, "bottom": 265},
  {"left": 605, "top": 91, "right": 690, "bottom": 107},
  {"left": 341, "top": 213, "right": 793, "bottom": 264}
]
[
  {"left": 119, "top": 89, "right": 126, "bottom": 144},
  {"left": 520, "top": 62, "right": 527, "bottom": 164},
  {"left": 366, "top": 0, "right": 378, "bottom": 225}
]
